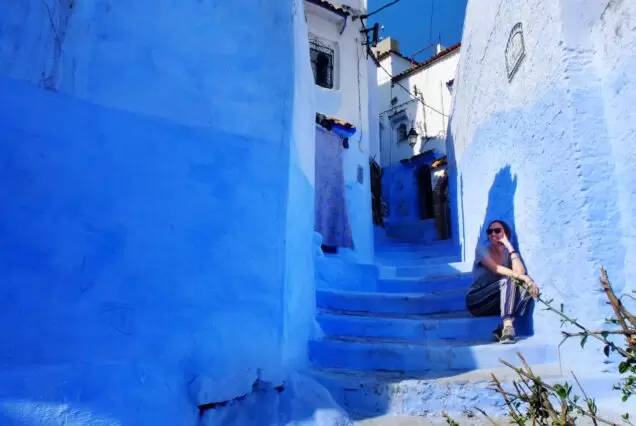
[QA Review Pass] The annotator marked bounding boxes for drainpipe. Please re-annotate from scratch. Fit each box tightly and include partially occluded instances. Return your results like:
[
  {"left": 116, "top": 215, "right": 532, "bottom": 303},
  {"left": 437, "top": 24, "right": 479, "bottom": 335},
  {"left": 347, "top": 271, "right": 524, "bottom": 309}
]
[{"left": 340, "top": 16, "right": 348, "bottom": 34}]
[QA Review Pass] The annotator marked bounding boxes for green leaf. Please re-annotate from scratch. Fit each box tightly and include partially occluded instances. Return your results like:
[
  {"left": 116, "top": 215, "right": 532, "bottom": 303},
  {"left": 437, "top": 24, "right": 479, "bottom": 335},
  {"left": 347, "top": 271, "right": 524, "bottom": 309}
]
[
  {"left": 556, "top": 386, "right": 568, "bottom": 399},
  {"left": 604, "top": 345, "right": 611, "bottom": 357},
  {"left": 619, "top": 362, "right": 630, "bottom": 374},
  {"left": 581, "top": 335, "right": 588, "bottom": 348},
  {"left": 622, "top": 413, "right": 630, "bottom": 420},
  {"left": 601, "top": 331, "right": 609, "bottom": 339}
]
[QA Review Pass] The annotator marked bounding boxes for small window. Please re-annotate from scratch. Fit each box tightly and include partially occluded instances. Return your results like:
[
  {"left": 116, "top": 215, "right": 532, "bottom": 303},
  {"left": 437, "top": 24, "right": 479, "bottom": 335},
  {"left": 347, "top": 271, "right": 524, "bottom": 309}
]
[
  {"left": 396, "top": 123, "right": 408, "bottom": 142},
  {"left": 310, "top": 40, "right": 334, "bottom": 89}
]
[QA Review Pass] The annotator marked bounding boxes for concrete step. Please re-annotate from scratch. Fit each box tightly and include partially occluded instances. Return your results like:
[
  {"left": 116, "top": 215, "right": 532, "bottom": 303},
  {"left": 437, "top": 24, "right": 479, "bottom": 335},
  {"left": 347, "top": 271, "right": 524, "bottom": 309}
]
[
  {"left": 316, "top": 256, "right": 379, "bottom": 292},
  {"left": 307, "top": 363, "right": 564, "bottom": 419},
  {"left": 309, "top": 337, "right": 554, "bottom": 373},
  {"left": 379, "top": 261, "right": 472, "bottom": 280},
  {"left": 376, "top": 273, "right": 472, "bottom": 294},
  {"left": 316, "top": 289, "right": 466, "bottom": 317},
  {"left": 308, "top": 366, "right": 622, "bottom": 421},
  {"left": 384, "top": 262, "right": 472, "bottom": 279},
  {"left": 317, "top": 310, "right": 500, "bottom": 342},
  {"left": 374, "top": 254, "right": 462, "bottom": 267},
  {"left": 375, "top": 239, "right": 454, "bottom": 254},
  {"left": 385, "top": 220, "right": 438, "bottom": 243}
]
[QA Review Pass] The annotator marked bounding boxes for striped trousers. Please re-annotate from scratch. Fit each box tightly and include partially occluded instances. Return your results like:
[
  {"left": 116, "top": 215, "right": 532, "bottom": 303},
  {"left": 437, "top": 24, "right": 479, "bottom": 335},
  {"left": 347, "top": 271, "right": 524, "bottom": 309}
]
[{"left": 465, "top": 276, "right": 532, "bottom": 320}]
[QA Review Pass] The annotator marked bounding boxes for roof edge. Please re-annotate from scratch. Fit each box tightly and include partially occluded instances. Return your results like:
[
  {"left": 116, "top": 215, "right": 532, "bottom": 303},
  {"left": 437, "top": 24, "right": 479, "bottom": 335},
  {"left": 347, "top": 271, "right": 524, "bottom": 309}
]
[{"left": 392, "top": 42, "right": 461, "bottom": 82}]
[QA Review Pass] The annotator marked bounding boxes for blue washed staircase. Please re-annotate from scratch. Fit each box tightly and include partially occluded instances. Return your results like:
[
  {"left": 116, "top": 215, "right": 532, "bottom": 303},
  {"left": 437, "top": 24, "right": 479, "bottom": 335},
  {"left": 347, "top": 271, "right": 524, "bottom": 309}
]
[{"left": 309, "top": 225, "right": 559, "bottom": 419}]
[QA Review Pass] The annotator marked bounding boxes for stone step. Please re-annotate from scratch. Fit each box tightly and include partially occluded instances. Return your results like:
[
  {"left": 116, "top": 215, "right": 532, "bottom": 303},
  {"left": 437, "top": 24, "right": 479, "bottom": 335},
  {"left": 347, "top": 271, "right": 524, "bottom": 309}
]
[
  {"left": 307, "top": 363, "right": 564, "bottom": 419},
  {"left": 308, "top": 367, "right": 622, "bottom": 420},
  {"left": 316, "top": 256, "right": 379, "bottom": 292},
  {"left": 317, "top": 310, "right": 500, "bottom": 342},
  {"left": 375, "top": 239, "right": 454, "bottom": 254},
  {"left": 382, "top": 261, "right": 472, "bottom": 279},
  {"left": 375, "top": 254, "right": 462, "bottom": 267},
  {"left": 316, "top": 289, "right": 466, "bottom": 317},
  {"left": 376, "top": 273, "right": 472, "bottom": 294},
  {"left": 385, "top": 219, "right": 438, "bottom": 243},
  {"left": 379, "top": 261, "right": 472, "bottom": 281},
  {"left": 309, "top": 337, "right": 554, "bottom": 373}
]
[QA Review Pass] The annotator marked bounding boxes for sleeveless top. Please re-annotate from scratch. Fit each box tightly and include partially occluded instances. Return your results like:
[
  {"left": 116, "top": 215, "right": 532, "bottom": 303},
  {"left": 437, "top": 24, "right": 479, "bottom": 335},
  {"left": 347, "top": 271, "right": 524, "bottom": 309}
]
[{"left": 472, "top": 243, "right": 512, "bottom": 284}]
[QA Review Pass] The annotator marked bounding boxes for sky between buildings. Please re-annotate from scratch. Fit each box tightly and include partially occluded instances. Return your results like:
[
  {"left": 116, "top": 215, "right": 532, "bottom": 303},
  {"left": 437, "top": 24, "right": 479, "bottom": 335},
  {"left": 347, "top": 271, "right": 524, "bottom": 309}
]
[{"left": 367, "top": 0, "right": 467, "bottom": 61}]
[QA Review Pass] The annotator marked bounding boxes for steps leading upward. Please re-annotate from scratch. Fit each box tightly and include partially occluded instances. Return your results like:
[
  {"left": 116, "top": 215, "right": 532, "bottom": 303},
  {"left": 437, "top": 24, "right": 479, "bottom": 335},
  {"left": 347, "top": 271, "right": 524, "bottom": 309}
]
[{"left": 310, "top": 228, "right": 556, "bottom": 419}]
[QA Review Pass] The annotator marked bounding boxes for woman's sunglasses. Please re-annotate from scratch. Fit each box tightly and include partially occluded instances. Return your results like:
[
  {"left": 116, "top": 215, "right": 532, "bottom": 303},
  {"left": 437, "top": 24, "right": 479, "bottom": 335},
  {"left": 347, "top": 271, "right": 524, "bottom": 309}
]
[{"left": 486, "top": 227, "right": 502, "bottom": 235}]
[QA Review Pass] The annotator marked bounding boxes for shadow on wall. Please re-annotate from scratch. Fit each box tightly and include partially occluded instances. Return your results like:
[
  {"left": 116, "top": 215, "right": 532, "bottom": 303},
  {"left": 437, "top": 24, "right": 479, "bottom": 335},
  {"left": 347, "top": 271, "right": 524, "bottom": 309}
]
[
  {"left": 476, "top": 166, "right": 534, "bottom": 337},
  {"left": 444, "top": 115, "right": 463, "bottom": 257}
]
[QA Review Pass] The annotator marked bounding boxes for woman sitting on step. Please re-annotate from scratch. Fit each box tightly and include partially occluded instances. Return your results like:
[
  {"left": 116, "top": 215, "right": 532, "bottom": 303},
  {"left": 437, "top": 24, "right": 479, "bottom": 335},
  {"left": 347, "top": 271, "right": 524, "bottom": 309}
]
[{"left": 465, "top": 220, "right": 539, "bottom": 344}]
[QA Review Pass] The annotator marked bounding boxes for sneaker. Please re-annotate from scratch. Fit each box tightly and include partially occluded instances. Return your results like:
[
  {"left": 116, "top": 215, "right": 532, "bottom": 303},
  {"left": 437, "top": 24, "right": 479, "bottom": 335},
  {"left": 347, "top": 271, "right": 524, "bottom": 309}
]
[
  {"left": 499, "top": 325, "right": 516, "bottom": 344},
  {"left": 492, "top": 324, "right": 503, "bottom": 341}
]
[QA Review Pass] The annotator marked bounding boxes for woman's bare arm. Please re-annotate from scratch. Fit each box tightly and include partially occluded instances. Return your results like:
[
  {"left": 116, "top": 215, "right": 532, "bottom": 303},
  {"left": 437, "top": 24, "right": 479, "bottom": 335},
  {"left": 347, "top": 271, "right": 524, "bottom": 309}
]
[
  {"left": 480, "top": 254, "right": 524, "bottom": 279},
  {"left": 499, "top": 235, "right": 526, "bottom": 275},
  {"left": 480, "top": 250, "right": 538, "bottom": 298}
]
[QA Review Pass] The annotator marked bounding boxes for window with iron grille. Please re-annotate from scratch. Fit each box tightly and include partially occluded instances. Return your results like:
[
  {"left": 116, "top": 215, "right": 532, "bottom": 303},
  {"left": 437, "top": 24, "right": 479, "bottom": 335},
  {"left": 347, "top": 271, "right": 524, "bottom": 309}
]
[
  {"left": 310, "top": 40, "right": 334, "bottom": 89},
  {"left": 396, "top": 123, "right": 408, "bottom": 142}
]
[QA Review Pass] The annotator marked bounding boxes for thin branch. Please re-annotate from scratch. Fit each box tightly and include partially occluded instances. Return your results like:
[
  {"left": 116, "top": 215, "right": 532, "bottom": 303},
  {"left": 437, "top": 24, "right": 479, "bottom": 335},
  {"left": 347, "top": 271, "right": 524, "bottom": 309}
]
[
  {"left": 512, "top": 278, "right": 635, "bottom": 360},
  {"left": 572, "top": 371, "right": 598, "bottom": 426},
  {"left": 498, "top": 356, "right": 622, "bottom": 426},
  {"left": 474, "top": 406, "right": 501, "bottom": 425}
]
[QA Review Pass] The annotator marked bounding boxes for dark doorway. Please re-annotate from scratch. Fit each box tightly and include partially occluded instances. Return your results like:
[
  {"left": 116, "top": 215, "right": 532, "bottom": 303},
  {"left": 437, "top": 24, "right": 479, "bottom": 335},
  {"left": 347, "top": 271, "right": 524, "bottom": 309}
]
[
  {"left": 416, "top": 165, "right": 434, "bottom": 219},
  {"left": 370, "top": 158, "right": 384, "bottom": 227}
]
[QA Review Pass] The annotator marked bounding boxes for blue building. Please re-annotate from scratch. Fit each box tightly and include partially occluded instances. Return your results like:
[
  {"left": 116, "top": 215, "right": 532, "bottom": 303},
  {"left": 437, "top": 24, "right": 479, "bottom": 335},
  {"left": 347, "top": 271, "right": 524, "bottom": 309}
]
[{"left": 1, "top": 0, "right": 635, "bottom": 424}]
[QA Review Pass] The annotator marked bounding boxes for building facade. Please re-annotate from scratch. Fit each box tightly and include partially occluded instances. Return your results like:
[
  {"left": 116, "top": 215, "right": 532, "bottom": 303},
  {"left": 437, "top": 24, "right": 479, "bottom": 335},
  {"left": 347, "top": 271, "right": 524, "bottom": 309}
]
[
  {"left": 0, "top": 0, "right": 373, "bottom": 424},
  {"left": 375, "top": 38, "right": 459, "bottom": 167},
  {"left": 305, "top": 0, "right": 378, "bottom": 264},
  {"left": 372, "top": 38, "right": 459, "bottom": 235},
  {"left": 448, "top": 0, "right": 636, "bottom": 371}
]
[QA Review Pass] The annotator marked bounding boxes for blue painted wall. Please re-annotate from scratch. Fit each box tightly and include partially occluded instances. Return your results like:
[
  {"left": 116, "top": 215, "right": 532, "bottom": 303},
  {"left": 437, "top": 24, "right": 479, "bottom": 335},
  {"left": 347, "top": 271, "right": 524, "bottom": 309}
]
[
  {"left": 448, "top": 0, "right": 636, "bottom": 371},
  {"left": 381, "top": 151, "right": 441, "bottom": 223},
  {"left": 0, "top": 1, "right": 335, "bottom": 424}
]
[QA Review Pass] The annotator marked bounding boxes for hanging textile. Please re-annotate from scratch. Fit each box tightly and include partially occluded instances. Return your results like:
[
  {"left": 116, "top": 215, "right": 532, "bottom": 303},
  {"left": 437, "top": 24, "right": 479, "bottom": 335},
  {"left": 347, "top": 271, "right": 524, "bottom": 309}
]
[{"left": 314, "top": 126, "right": 353, "bottom": 248}]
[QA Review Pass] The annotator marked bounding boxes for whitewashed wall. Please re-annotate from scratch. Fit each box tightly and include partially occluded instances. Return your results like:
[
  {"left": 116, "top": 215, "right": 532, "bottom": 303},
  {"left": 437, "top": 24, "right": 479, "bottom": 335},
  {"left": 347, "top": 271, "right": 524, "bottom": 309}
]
[
  {"left": 306, "top": 5, "right": 376, "bottom": 263},
  {"left": 377, "top": 51, "right": 459, "bottom": 166},
  {"left": 448, "top": 0, "right": 636, "bottom": 374}
]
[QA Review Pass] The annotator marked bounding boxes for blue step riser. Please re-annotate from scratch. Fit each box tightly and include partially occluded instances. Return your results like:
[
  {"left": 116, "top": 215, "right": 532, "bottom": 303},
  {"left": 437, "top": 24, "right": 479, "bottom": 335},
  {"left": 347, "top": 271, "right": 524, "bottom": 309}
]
[
  {"left": 317, "top": 313, "right": 500, "bottom": 341},
  {"left": 374, "top": 247, "right": 457, "bottom": 258},
  {"left": 375, "top": 240, "right": 454, "bottom": 252},
  {"left": 395, "top": 265, "right": 472, "bottom": 278},
  {"left": 385, "top": 233, "right": 438, "bottom": 244},
  {"left": 309, "top": 340, "right": 553, "bottom": 372},
  {"left": 386, "top": 220, "right": 436, "bottom": 233},
  {"left": 375, "top": 256, "right": 462, "bottom": 267},
  {"left": 317, "top": 291, "right": 466, "bottom": 316},
  {"left": 376, "top": 276, "right": 471, "bottom": 294}
]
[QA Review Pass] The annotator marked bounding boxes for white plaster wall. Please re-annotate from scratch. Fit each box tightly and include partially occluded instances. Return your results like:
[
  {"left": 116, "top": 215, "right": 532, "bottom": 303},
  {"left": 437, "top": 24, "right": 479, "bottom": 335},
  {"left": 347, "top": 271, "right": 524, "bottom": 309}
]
[
  {"left": 449, "top": 0, "right": 635, "bottom": 372},
  {"left": 450, "top": 0, "right": 564, "bottom": 162},
  {"left": 408, "top": 52, "right": 459, "bottom": 141},
  {"left": 306, "top": 7, "right": 375, "bottom": 263},
  {"left": 590, "top": 0, "right": 636, "bottom": 303},
  {"left": 378, "top": 52, "right": 458, "bottom": 166}
]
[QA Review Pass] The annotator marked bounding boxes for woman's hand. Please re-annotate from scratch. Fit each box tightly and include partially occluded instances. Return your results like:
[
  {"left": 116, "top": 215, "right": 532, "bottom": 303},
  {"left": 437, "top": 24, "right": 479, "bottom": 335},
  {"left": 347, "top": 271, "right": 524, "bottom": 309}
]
[
  {"left": 498, "top": 233, "right": 514, "bottom": 251},
  {"left": 519, "top": 275, "right": 539, "bottom": 298}
]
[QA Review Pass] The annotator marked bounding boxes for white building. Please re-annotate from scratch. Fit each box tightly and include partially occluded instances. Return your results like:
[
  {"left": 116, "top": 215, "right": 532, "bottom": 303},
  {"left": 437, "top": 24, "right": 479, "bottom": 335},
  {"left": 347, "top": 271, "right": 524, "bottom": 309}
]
[
  {"left": 304, "top": 0, "right": 379, "bottom": 262},
  {"left": 375, "top": 38, "right": 460, "bottom": 167}
]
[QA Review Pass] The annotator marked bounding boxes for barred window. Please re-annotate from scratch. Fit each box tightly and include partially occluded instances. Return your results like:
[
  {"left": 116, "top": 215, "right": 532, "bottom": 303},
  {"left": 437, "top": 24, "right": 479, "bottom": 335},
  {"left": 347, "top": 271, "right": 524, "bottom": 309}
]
[
  {"left": 310, "top": 40, "right": 334, "bottom": 89},
  {"left": 397, "top": 123, "right": 408, "bottom": 142}
]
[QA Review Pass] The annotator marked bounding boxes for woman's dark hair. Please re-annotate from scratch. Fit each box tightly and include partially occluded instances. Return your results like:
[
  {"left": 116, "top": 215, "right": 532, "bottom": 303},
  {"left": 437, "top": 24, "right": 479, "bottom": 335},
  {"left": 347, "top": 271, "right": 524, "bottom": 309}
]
[{"left": 487, "top": 219, "right": 512, "bottom": 239}]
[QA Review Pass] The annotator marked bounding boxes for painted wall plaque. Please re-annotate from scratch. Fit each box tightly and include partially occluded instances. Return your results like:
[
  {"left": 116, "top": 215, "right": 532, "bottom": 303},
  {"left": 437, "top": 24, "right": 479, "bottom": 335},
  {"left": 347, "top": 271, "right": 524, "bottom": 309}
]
[{"left": 505, "top": 22, "right": 525, "bottom": 81}]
